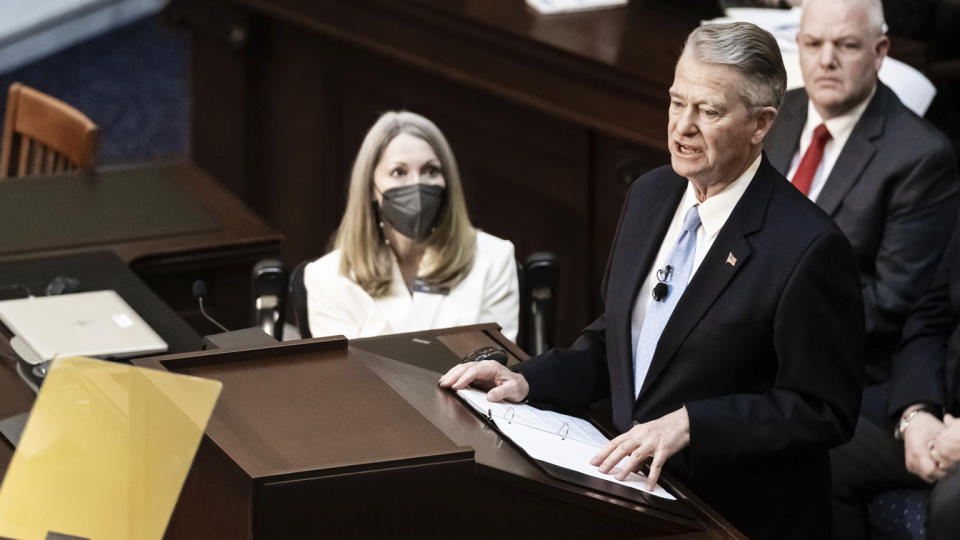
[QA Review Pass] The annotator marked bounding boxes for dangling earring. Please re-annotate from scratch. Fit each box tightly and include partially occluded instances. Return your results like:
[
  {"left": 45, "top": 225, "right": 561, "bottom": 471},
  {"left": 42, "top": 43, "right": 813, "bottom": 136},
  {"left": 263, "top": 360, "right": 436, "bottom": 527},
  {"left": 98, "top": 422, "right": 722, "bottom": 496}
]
[{"left": 379, "top": 221, "right": 390, "bottom": 245}]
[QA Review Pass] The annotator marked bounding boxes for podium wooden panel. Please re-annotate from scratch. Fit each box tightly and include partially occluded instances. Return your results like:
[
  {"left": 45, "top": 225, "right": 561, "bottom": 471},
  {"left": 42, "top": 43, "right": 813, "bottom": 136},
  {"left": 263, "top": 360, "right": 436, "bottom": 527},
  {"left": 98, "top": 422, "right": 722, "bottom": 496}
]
[
  {"left": 135, "top": 337, "right": 473, "bottom": 538},
  {"left": 136, "top": 325, "right": 744, "bottom": 539}
]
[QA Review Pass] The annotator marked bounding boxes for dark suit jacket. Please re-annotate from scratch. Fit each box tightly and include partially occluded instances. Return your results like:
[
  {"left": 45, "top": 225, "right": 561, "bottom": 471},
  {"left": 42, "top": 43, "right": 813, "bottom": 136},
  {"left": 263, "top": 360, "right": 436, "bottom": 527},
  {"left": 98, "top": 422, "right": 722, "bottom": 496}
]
[
  {"left": 888, "top": 219, "right": 960, "bottom": 422},
  {"left": 521, "top": 156, "right": 865, "bottom": 539},
  {"left": 765, "top": 83, "right": 960, "bottom": 384}
]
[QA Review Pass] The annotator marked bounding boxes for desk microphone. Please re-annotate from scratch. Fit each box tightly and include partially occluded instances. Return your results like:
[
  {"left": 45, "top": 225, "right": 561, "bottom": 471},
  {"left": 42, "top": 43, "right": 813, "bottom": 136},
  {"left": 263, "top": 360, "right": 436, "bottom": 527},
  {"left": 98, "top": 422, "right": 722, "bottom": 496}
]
[{"left": 192, "top": 280, "right": 229, "bottom": 333}]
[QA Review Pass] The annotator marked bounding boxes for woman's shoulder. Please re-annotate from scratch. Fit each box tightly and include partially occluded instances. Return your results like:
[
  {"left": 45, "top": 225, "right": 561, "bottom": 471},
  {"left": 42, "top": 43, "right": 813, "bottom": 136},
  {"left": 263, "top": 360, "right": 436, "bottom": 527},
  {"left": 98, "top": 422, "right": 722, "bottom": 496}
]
[
  {"left": 304, "top": 249, "right": 343, "bottom": 278},
  {"left": 304, "top": 250, "right": 361, "bottom": 291},
  {"left": 474, "top": 231, "right": 516, "bottom": 268},
  {"left": 304, "top": 249, "right": 375, "bottom": 304},
  {"left": 475, "top": 230, "right": 515, "bottom": 255}
]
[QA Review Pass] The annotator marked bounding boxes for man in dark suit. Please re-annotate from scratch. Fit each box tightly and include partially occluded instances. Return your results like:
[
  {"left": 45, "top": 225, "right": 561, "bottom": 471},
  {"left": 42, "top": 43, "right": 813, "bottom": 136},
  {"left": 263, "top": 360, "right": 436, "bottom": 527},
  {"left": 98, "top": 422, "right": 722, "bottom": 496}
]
[
  {"left": 832, "top": 219, "right": 960, "bottom": 539},
  {"left": 441, "top": 22, "right": 864, "bottom": 539},
  {"left": 764, "top": 0, "right": 959, "bottom": 384}
]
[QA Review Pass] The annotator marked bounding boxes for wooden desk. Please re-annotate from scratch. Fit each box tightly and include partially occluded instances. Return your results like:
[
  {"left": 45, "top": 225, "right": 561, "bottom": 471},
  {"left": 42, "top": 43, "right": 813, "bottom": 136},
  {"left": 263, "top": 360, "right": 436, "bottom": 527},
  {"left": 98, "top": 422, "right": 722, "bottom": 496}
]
[
  {"left": 134, "top": 324, "right": 743, "bottom": 539},
  {"left": 0, "top": 162, "right": 283, "bottom": 331}
]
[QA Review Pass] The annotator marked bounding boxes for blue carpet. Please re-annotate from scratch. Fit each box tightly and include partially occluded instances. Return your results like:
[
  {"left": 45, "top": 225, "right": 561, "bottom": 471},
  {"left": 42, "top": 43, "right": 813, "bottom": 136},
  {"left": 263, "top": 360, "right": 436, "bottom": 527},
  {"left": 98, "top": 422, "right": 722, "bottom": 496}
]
[{"left": 0, "top": 14, "right": 189, "bottom": 164}]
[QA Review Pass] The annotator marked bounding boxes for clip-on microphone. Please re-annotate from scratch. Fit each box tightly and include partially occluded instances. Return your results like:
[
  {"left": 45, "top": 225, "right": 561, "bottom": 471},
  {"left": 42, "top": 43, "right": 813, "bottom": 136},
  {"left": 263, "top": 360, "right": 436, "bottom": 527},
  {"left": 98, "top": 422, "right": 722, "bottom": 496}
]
[{"left": 652, "top": 265, "right": 672, "bottom": 302}]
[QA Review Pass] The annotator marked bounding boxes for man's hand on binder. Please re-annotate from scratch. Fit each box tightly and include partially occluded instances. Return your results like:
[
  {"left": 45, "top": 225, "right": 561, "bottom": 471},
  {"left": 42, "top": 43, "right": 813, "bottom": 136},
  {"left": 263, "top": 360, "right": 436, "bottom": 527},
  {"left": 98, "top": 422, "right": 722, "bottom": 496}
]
[
  {"left": 438, "top": 360, "right": 530, "bottom": 403},
  {"left": 589, "top": 407, "right": 690, "bottom": 491}
]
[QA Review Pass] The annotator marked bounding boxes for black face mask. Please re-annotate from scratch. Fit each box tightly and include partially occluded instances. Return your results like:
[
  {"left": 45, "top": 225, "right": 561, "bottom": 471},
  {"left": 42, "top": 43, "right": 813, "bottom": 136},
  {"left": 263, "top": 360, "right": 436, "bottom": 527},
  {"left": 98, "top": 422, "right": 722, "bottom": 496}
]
[{"left": 377, "top": 183, "right": 445, "bottom": 240}]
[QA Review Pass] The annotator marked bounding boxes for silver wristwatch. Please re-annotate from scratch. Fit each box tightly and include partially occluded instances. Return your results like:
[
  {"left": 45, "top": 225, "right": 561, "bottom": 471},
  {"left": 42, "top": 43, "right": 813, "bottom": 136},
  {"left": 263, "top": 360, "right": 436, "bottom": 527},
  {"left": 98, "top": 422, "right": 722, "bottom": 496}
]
[{"left": 894, "top": 407, "right": 934, "bottom": 440}]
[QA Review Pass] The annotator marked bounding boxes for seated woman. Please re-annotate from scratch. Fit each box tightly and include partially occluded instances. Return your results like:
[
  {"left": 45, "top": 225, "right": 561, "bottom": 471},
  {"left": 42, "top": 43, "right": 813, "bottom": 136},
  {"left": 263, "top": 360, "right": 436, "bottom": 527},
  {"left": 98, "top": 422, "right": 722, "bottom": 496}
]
[{"left": 305, "top": 111, "right": 519, "bottom": 340}]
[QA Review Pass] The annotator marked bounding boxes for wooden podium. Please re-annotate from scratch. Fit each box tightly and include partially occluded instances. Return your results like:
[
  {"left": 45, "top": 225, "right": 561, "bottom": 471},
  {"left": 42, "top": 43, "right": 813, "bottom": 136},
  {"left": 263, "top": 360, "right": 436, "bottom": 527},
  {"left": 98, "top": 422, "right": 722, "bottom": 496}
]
[{"left": 135, "top": 325, "right": 744, "bottom": 539}]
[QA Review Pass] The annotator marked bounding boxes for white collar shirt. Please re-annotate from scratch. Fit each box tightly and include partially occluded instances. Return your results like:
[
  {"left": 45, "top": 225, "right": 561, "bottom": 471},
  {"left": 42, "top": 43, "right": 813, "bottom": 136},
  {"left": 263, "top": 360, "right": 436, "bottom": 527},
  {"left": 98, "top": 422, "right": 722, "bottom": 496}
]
[
  {"left": 630, "top": 154, "right": 761, "bottom": 360},
  {"left": 786, "top": 85, "right": 875, "bottom": 202}
]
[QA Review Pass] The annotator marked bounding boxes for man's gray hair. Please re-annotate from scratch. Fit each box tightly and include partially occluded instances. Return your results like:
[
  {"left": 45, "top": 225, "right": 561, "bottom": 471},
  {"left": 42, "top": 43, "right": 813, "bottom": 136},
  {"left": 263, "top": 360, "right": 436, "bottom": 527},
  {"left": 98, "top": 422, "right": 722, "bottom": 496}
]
[{"left": 682, "top": 22, "right": 787, "bottom": 110}]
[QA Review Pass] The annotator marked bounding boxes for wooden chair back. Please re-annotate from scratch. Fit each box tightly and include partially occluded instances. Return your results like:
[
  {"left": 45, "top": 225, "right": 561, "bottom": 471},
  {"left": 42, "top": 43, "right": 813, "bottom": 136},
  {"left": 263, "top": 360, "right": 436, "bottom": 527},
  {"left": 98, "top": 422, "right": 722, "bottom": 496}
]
[{"left": 0, "top": 82, "right": 98, "bottom": 179}]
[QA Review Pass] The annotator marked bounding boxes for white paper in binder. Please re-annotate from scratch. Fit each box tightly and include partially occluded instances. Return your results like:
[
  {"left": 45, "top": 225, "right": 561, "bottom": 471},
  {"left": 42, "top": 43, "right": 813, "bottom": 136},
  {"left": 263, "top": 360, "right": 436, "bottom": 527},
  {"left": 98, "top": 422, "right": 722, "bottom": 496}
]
[{"left": 456, "top": 387, "right": 675, "bottom": 500}]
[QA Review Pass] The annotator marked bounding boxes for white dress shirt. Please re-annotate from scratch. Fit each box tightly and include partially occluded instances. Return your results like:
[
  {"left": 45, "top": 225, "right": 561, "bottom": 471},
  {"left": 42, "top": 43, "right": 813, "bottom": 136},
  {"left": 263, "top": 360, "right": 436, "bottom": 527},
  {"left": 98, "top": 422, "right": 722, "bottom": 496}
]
[
  {"left": 786, "top": 86, "right": 875, "bottom": 202},
  {"left": 304, "top": 230, "right": 519, "bottom": 341},
  {"left": 630, "top": 154, "right": 761, "bottom": 361}
]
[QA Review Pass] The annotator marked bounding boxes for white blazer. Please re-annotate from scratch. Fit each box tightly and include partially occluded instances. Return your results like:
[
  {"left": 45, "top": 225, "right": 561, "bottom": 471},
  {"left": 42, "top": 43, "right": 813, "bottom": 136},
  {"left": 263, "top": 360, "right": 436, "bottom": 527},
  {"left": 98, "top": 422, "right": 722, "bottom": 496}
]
[{"left": 304, "top": 231, "right": 519, "bottom": 341}]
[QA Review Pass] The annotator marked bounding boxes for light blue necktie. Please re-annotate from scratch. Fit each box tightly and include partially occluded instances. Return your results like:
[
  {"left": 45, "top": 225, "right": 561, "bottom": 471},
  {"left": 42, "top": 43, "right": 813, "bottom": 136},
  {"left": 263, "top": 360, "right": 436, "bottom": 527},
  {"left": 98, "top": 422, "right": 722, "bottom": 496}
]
[{"left": 634, "top": 205, "right": 701, "bottom": 398}]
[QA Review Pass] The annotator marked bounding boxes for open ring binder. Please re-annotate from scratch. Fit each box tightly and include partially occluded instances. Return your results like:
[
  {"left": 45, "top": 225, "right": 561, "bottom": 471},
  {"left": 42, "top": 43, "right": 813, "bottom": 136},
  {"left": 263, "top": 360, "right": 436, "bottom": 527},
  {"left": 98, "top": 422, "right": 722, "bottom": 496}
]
[
  {"left": 455, "top": 388, "right": 679, "bottom": 503},
  {"left": 485, "top": 403, "right": 593, "bottom": 445}
]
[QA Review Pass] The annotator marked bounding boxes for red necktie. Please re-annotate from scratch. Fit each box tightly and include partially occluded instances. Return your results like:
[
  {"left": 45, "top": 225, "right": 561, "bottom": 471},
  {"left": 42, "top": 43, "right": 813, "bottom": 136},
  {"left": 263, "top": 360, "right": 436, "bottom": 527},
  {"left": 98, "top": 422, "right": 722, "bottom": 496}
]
[{"left": 791, "top": 124, "right": 832, "bottom": 196}]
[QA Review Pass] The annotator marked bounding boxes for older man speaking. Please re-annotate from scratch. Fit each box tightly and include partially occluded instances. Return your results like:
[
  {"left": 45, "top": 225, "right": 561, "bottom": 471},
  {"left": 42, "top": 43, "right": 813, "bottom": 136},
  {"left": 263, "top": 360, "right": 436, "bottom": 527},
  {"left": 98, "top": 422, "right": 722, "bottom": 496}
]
[{"left": 441, "top": 22, "right": 864, "bottom": 539}]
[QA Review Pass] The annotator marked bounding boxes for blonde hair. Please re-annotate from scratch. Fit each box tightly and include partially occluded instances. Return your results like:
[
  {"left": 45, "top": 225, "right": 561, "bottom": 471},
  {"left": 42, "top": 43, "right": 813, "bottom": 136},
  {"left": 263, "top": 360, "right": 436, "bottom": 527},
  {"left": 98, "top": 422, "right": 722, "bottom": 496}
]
[{"left": 333, "top": 111, "right": 477, "bottom": 297}]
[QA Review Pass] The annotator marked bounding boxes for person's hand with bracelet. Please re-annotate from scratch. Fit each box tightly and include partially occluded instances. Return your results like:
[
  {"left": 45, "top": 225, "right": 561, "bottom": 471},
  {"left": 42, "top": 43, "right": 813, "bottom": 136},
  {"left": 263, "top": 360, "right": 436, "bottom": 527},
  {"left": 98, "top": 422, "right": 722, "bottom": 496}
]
[
  {"left": 931, "top": 414, "right": 960, "bottom": 473},
  {"left": 897, "top": 404, "right": 946, "bottom": 483}
]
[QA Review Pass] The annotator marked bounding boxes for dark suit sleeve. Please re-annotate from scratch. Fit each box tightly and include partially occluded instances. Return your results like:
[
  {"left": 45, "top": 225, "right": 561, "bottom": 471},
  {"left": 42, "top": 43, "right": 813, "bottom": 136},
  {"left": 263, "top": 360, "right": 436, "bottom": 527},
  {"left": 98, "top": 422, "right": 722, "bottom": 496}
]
[
  {"left": 862, "top": 143, "right": 959, "bottom": 348},
  {"left": 885, "top": 227, "right": 960, "bottom": 421},
  {"left": 521, "top": 315, "right": 610, "bottom": 411},
  {"left": 519, "top": 175, "right": 639, "bottom": 411},
  {"left": 685, "top": 230, "right": 865, "bottom": 463}
]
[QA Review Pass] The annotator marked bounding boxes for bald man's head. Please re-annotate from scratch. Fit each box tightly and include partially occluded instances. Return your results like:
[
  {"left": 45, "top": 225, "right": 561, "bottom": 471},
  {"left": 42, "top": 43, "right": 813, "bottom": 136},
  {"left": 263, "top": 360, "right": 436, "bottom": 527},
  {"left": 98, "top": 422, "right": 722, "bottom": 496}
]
[{"left": 797, "top": 0, "right": 889, "bottom": 119}]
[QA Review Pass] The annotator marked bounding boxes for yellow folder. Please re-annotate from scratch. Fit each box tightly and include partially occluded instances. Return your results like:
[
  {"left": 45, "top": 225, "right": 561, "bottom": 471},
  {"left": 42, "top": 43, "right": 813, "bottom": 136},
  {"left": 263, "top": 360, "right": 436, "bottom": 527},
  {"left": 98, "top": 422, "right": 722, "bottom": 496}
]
[{"left": 0, "top": 356, "right": 221, "bottom": 540}]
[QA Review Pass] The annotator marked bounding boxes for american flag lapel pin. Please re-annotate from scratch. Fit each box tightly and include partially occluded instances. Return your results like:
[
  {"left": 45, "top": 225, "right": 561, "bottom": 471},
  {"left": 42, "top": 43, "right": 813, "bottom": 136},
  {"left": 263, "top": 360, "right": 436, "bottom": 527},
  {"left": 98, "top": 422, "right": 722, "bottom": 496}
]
[{"left": 726, "top": 252, "right": 737, "bottom": 267}]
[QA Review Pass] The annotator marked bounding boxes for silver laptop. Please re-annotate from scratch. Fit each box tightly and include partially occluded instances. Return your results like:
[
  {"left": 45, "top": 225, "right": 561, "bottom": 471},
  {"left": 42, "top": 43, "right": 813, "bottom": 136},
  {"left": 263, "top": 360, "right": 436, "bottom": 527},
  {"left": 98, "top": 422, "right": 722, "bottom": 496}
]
[{"left": 0, "top": 290, "right": 168, "bottom": 364}]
